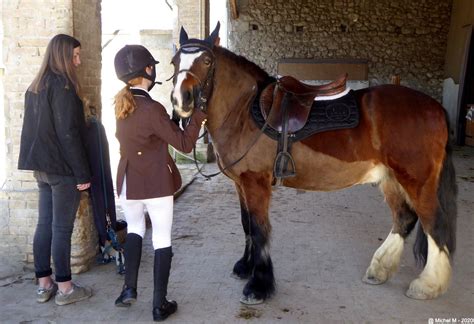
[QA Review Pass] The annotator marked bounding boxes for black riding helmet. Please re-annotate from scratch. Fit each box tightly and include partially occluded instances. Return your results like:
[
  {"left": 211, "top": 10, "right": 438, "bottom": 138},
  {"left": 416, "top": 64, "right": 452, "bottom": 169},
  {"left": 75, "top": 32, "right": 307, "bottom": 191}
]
[{"left": 114, "top": 45, "right": 159, "bottom": 90}]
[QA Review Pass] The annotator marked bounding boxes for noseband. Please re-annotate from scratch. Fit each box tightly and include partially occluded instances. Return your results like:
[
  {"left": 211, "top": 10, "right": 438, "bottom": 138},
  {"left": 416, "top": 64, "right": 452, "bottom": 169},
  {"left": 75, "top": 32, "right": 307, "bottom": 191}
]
[{"left": 172, "top": 43, "right": 216, "bottom": 113}]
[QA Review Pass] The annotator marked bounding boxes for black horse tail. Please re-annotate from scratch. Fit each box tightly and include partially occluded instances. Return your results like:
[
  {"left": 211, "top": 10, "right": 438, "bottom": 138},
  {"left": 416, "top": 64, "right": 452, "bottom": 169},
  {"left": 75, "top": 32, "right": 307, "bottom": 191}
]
[{"left": 413, "top": 142, "right": 458, "bottom": 266}]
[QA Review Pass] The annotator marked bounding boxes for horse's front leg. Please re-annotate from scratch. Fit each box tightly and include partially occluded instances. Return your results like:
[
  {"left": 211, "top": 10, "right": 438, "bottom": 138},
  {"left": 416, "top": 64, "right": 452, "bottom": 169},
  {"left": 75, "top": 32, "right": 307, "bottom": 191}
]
[
  {"left": 236, "top": 171, "right": 275, "bottom": 305},
  {"left": 232, "top": 184, "right": 253, "bottom": 279}
]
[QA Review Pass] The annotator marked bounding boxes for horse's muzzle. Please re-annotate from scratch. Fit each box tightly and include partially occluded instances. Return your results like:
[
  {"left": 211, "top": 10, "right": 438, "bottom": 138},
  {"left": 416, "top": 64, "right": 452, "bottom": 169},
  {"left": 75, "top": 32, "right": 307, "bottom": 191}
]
[{"left": 171, "top": 91, "right": 194, "bottom": 118}]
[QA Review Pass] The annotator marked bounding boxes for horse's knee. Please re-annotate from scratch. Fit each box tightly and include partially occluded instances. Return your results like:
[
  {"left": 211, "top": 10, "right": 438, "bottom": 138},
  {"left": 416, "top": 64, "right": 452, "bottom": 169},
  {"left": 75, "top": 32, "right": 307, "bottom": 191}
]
[
  {"left": 363, "top": 231, "right": 404, "bottom": 285},
  {"left": 406, "top": 234, "right": 451, "bottom": 299}
]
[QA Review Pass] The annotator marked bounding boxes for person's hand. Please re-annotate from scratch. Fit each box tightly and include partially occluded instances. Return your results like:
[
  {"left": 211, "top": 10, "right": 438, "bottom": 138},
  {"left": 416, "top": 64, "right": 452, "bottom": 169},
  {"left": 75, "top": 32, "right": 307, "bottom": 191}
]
[{"left": 77, "top": 182, "right": 91, "bottom": 191}]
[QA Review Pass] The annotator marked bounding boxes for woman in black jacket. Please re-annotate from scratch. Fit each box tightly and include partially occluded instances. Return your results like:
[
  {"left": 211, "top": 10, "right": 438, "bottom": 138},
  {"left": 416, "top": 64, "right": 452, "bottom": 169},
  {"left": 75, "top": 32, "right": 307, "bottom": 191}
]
[{"left": 18, "top": 34, "right": 92, "bottom": 306}]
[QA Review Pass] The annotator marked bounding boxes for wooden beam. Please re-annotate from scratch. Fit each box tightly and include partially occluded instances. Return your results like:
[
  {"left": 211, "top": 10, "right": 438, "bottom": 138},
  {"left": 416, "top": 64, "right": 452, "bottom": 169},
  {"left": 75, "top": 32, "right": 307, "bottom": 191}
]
[{"left": 229, "top": 0, "right": 239, "bottom": 19}]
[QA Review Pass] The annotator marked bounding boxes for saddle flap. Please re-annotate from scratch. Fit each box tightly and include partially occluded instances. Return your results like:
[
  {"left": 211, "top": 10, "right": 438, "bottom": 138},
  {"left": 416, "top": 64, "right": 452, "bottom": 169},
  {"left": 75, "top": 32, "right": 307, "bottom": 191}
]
[{"left": 260, "top": 83, "right": 312, "bottom": 133}]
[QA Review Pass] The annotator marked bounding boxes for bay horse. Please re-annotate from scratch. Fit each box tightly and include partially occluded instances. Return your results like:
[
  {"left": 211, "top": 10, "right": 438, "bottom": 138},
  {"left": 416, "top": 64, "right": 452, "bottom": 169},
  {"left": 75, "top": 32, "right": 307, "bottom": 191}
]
[{"left": 170, "top": 23, "right": 457, "bottom": 304}]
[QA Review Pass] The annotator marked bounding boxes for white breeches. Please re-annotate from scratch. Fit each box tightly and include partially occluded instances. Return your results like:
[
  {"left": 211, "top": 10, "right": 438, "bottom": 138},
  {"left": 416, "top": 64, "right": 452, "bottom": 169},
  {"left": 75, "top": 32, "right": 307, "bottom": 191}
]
[{"left": 120, "top": 176, "right": 174, "bottom": 249}]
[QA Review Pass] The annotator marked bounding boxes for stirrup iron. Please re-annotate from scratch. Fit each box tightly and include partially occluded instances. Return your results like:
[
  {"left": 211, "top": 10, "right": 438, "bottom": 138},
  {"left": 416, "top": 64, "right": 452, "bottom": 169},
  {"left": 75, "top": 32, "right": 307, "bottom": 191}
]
[{"left": 273, "top": 151, "right": 296, "bottom": 178}]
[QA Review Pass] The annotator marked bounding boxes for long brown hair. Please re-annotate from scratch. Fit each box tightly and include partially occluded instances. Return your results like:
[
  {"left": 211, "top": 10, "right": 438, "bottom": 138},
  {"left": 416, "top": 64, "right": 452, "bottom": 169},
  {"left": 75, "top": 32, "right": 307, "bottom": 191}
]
[
  {"left": 114, "top": 77, "right": 144, "bottom": 120},
  {"left": 29, "top": 34, "right": 82, "bottom": 95}
]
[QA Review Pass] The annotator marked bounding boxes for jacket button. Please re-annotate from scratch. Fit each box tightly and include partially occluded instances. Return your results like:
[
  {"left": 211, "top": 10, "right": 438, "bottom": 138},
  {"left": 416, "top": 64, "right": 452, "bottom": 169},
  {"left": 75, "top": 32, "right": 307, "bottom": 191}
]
[{"left": 137, "top": 151, "right": 142, "bottom": 155}]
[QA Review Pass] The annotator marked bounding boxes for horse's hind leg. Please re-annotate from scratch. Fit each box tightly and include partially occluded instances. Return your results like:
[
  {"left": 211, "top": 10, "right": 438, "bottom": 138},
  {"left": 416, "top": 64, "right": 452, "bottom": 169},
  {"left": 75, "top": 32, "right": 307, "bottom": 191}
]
[
  {"left": 406, "top": 148, "right": 457, "bottom": 299},
  {"left": 363, "top": 176, "right": 418, "bottom": 285},
  {"left": 232, "top": 183, "right": 253, "bottom": 279},
  {"left": 237, "top": 171, "right": 275, "bottom": 304}
]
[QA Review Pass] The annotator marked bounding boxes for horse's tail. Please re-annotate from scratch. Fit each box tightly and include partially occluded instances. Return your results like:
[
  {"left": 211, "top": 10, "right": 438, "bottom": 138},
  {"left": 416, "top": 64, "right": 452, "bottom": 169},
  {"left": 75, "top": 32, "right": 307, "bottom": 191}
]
[{"left": 413, "top": 141, "right": 458, "bottom": 266}]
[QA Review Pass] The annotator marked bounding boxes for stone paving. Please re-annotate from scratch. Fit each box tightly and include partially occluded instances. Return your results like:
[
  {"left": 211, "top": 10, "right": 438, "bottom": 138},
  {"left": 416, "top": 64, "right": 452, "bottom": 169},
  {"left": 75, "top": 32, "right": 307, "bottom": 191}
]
[{"left": 0, "top": 147, "right": 473, "bottom": 323}]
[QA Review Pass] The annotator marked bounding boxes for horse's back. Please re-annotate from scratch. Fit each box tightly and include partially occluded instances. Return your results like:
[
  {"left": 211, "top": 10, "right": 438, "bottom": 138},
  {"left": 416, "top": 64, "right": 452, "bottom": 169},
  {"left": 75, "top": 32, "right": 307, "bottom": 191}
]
[
  {"left": 286, "top": 84, "right": 449, "bottom": 191},
  {"left": 299, "top": 84, "right": 448, "bottom": 160}
]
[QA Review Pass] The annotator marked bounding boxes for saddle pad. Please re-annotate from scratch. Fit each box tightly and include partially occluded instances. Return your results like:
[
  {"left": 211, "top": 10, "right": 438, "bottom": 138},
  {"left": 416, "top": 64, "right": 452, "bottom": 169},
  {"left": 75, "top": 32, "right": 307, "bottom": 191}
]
[{"left": 251, "top": 89, "right": 359, "bottom": 142}]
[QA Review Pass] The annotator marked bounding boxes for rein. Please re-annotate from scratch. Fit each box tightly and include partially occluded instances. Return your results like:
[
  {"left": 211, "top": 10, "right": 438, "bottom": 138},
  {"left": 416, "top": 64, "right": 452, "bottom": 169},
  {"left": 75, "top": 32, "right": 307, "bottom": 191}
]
[{"left": 192, "top": 117, "right": 270, "bottom": 180}]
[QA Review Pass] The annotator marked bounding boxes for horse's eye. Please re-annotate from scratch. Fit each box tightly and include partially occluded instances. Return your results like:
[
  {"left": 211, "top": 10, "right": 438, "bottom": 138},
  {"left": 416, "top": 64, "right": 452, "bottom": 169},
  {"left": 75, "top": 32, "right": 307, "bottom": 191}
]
[{"left": 204, "top": 58, "right": 211, "bottom": 66}]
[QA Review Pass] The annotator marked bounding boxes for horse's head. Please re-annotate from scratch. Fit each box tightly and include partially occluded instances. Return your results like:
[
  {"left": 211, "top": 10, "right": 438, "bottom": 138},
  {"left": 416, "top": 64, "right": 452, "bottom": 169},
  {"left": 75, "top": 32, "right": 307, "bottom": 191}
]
[{"left": 170, "top": 22, "right": 220, "bottom": 118}]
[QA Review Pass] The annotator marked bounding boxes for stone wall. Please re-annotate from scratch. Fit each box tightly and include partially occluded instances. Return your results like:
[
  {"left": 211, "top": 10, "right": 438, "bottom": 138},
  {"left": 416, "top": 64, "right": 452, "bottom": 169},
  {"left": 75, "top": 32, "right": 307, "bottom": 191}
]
[
  {"left": 228, "top": 0, "right": 453, "bottom": 100},
  {"left": 0, "top": 0, "right": 101, "bottom": 274}
]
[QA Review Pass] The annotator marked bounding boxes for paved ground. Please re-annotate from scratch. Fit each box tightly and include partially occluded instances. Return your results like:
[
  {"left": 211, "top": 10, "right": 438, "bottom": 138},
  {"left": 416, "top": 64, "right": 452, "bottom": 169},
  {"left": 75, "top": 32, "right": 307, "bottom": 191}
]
[{"left": 1, "top": 147, "right": 473, "bottom": 323}]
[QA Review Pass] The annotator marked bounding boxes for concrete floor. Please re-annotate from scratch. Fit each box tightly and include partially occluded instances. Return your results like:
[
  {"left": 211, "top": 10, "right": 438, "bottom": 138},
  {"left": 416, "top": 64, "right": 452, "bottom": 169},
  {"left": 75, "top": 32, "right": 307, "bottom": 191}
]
[{"left": 0, "top": 146, "right": 473, "bottom": 323}]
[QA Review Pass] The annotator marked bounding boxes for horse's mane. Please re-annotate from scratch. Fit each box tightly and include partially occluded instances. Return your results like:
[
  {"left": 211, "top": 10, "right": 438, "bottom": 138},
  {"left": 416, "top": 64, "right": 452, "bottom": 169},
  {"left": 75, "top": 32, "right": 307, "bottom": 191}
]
[{"left": 214, "top": 46, "right": 274, "bottom": 89}]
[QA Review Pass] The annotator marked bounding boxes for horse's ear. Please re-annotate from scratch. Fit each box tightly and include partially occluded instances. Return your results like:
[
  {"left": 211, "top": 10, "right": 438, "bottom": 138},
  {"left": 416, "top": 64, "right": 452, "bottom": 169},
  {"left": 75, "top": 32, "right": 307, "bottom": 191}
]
[
  {"left": 208, "top": 21, "right": 220, "bottom": 46},
  {"left": 179, "top": 26, "right": 189, "bottom": 45}
]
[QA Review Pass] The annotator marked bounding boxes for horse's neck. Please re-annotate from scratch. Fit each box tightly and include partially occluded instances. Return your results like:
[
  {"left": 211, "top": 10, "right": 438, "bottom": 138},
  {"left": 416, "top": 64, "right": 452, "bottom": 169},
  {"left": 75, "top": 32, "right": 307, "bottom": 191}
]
[{"left": 206, "top": 58, "right": 258, "bottom": 145}]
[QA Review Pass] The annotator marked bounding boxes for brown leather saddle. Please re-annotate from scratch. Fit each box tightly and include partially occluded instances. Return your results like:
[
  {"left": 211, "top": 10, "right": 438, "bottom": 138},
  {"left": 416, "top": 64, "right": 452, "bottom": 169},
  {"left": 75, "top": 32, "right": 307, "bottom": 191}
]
[
  {"left": 258, "top": 74, "right": 348, "bottom": 181},
  {"left": 260, "top": 73, "right": 347, "bottom": 133}
]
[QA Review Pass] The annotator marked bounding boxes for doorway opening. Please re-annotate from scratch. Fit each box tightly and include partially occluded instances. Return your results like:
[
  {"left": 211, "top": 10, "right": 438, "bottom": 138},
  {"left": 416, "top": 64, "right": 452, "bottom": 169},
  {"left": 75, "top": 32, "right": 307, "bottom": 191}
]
[
  {"left": 457, "top": 25, "right": 474, "bottom": 146},
  {"left": 101, "top": 0, "right": 176, "bottom": 187}
]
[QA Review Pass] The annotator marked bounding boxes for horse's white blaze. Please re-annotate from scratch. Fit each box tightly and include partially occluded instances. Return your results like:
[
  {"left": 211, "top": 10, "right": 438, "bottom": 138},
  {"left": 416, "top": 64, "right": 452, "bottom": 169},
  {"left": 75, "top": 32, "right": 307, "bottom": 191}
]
[
  {"left": 364, "top": 231, "right": 404, "bottom": 283},
  {"left": 357, "top": 164, "right": 388, "bottom": 185},
  {"left": 406, "top": 234, "right": 451, "bottom": 299},
  {"left": 172, "top": 51, "right": 205, "bottom": 116}
]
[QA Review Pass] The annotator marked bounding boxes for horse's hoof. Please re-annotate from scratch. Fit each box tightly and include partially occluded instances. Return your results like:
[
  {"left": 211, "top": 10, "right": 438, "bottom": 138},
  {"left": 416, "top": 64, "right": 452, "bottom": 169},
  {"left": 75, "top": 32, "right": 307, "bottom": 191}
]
[
  {"left": 405, "top": 278, "right": 441, "bottom": 300},
  {"left": 362, "top": 274, "right": 386, "bottom": 285},
  {"left": 240, "top": 294, "right": 264, "bottom": 305},
  {"left": 405, "top": 288, "right": 430, "bottom": 300}
]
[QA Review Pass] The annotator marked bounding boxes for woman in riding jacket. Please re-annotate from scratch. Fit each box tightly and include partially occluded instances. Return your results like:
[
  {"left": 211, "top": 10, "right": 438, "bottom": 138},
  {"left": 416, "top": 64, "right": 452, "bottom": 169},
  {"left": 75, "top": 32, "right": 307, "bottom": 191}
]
[{"left": 113, "top": 44, "right": 206, "bottom": 321}]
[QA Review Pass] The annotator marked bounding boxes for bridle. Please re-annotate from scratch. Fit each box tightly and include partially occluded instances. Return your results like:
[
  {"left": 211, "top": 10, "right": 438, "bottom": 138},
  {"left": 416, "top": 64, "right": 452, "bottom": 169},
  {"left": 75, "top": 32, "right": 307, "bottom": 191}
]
[
  {"left": 170, "top": 43, "right": 270, "bottom": 180},
  {"left": 169, "top": 43, "right": 216, "bottom": 113}
]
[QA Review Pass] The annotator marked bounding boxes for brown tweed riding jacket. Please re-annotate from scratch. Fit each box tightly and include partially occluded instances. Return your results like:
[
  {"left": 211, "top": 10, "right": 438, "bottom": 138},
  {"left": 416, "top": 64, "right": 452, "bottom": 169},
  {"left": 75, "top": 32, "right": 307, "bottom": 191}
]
[{"left": 116, "top": 88, "right": 206, "bottom": 199}]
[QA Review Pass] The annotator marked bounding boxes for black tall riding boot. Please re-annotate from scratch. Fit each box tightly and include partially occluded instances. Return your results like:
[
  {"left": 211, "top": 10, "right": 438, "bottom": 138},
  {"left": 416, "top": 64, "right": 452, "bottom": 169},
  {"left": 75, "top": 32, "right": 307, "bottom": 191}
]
[
  {"left": 115, "top": 233, "right": 142, "bottom": 307},
  {"left": 152, "top": 246, "right": 177, "bottom": 321}
]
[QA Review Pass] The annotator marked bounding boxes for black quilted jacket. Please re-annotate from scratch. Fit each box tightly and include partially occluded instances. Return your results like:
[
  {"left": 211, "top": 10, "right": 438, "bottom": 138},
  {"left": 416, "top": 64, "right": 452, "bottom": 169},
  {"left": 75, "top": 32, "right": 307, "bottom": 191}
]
[{"left": 18, "top": 72, "right": 91, "bottom": 184}]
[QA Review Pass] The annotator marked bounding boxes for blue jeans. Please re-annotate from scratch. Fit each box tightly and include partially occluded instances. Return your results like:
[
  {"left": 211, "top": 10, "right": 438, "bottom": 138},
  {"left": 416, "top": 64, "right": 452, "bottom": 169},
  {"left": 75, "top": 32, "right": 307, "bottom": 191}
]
[{"left": 33, "top": 171, "right": 81, "bottom": 282}]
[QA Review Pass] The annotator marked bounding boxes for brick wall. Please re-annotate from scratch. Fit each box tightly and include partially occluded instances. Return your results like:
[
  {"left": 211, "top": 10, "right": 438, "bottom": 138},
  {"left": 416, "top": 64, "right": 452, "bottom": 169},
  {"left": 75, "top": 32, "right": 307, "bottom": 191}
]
[
  {"left": 73, "top": 0, "right": 102, "bottom": 116},
  {"left": 70, "top": 0, "right": 103, "bottom": 273},
  {"left": 174, "top": 0, "right": 210, "bottom": 161},
  {"left": 0, "top": 0, "right": 101, "bottom": 274},
  {"left": 228, "top": 0, "right": 453, "bottom": 101},
  {"left": 175, "top": 0, "right": 206, "bottom": 42}
]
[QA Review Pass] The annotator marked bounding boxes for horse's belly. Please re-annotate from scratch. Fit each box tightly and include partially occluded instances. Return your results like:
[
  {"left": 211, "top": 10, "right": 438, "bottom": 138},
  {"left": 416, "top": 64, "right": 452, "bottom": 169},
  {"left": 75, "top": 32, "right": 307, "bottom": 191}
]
[{"left": 282, "top": 147, "right": 387, "bottom": 191}]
